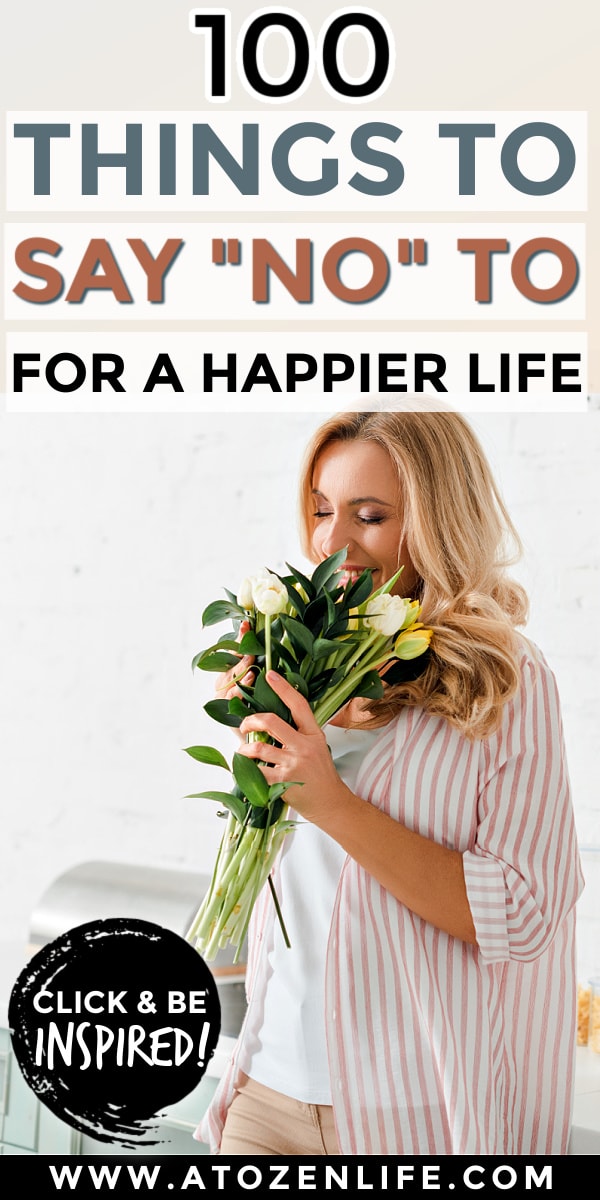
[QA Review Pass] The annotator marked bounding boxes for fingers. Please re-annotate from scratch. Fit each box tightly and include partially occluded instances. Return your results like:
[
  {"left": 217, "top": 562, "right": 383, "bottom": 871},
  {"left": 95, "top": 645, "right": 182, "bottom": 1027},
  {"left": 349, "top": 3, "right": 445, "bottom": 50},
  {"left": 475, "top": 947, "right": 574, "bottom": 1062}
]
[
  {"left": 264, "top": 670, "right": 318, "bottom": 734},
  {"left": 240, "top": 711, "right": 294, "bottom": 744},
  {"left": 237, "top": 739, "right": 286, "bottom": 766},
  {"left": 230, "top": 620, "right": 254, "bottom": 688},
  {"left": 216, "top": 620, "right": 255, "bottom": 700},
  {"left": 216, "top": 657, "right": 252, "bottom": 699}
]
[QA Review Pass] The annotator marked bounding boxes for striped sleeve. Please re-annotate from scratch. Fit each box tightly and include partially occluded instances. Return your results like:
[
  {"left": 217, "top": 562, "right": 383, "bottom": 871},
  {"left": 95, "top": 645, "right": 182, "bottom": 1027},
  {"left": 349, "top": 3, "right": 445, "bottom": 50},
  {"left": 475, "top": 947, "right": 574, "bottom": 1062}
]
[{"left": 463, "top": 647, "right": 583, "bottom": 964}]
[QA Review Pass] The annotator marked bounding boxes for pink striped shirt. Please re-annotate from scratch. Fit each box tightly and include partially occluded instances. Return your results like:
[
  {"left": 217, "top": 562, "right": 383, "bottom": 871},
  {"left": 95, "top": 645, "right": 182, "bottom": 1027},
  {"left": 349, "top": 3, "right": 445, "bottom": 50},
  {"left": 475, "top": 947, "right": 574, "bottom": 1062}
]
[{"left": 196, "top": 639, "right": 584, "bottom": 1155}]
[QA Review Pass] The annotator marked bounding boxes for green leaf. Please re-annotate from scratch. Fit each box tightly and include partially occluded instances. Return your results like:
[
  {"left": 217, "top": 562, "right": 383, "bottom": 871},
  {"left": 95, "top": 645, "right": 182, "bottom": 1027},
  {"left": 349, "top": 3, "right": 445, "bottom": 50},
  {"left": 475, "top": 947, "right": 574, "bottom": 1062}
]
[
  {"left": 232, "top": 752, "right": 270, "bottom": 807},
  {"left": 183, "top": 746, "right": 230, "bottom": 770},
  {"left": 192, "top": 639, "right": 248, "bottom": 670},
  {"left": 268, "top": 796, "right": 286, "bottom": 825},
  {"left": 250, "top": 804, "right": 273, "bottom": 828},
  {"left": 228, "top": 696, "right": 251, "bottom": 720},
  {"left": 344, "top": 569, "right": 374, "bottom": 608},
  {"left": 284, "top": 563, "right": 316, "bottom": 601},
  {"left": 350, "top": 670, "right": 385, "bottom": 700},
  {"left": 366, "top": 566, "right": 405, "bottom": 602},
  {"left": 271, "top": 639, "right": 298, "bottom": 672},
  {"left": 249, "top": 794, "right": 291, "bottom": 827},
  {"left": 253, "top": 671, "right": 292, "bottom": 721},
  {"left": 279, "top": 614, "right": 314, "bottom": 657},
  {"left": 283, "top": 670, "right": 309, "bottom": 698},
  {"left": 381, "top": 650, "right": 430, "bottom": 685},
  {"left": 235, "top": 684, "right": 262, "bottom": 712},
  {"left": 272, "top": 819, "right": 299, "bottom": 834},
  {"left": 312, "top": 637, "right": 348, "bottom": 660},
  {"left": 324, "top": 618, "right": 364, "bottom": 639},
  {"left": 324, "top": 589, "right": 338, "bottom": 628},
  {"left": 239, "top": 630, "right": 264, "bottom": 655},
  {"left": 324, "top": 665, "right": 348, "bottom": 690},
  {"left": 299, "top": 652, "right": 313, "bottom": 677},
  {"left": 307, "top": 668, "right": 339, "bottom": 700},
  {"left": 303, "top": 594, "right": 330, "bottom": 635},
  {"left": 185, "top": 790, "right": 247, "bottom": 823},
  {"left": 281, "top": 587, "right": 306, "bottom": 619},
  {"left": 324, "top": 581, "right": 344, "bottom": 601},
  {"left": 268, "top": 780, "right": 303, "bottom": 801},
  {"left": 202, "top": 599, "right": 245, "bottom": 627},
  {"left": 267, "top": 782, "right": 291, "bottom": 801},
  {"left": 194, "top": 651, "right": 242, "bottom": 673},
  {"left": 311, "top": 547, "right": 349, "bottom": 594},
  {"left": 204, "top": 699, "right": 243, "bottom": 728}
]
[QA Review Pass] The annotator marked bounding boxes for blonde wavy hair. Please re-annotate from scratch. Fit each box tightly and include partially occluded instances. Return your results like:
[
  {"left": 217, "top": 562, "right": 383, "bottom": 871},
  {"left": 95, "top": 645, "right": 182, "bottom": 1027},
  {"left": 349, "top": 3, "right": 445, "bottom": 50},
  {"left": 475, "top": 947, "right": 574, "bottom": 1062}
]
[{"left": 298, "top": 411, "right": 529, "bottom": 740}]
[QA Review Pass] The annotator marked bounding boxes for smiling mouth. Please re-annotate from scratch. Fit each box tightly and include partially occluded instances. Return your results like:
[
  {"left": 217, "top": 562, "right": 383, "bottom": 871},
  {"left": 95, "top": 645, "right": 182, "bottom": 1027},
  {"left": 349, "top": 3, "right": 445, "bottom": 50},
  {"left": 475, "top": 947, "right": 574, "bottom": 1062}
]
[{"left": 337, "top": 565, "right": 377, "bottom": 587}]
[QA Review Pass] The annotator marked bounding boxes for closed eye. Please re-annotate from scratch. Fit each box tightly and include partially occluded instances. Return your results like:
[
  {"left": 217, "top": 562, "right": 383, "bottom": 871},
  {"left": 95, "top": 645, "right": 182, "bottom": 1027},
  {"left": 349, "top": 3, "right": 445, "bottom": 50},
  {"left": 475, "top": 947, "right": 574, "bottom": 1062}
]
[{"left": 313, "top": 510, "right": 385, "bottom": 525}]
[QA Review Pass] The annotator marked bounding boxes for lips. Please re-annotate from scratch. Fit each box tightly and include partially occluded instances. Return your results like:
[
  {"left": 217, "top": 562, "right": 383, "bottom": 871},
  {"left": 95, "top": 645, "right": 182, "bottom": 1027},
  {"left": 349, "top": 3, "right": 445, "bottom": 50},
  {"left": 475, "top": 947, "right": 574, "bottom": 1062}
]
[{"left": 337, "top": 565, "right": 376, "bottom": 588}]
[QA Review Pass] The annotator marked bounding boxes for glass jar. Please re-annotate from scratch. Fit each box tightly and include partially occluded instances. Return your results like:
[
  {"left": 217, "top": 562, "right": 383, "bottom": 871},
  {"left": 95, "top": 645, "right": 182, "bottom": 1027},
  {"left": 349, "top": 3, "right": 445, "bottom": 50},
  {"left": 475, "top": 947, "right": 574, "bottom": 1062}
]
[
  {"left": 590, "top": 977, "right": 600, "bottom": 1054},
  {"left": 577, "top": 981, "right": 591, "bottom": 1045}
]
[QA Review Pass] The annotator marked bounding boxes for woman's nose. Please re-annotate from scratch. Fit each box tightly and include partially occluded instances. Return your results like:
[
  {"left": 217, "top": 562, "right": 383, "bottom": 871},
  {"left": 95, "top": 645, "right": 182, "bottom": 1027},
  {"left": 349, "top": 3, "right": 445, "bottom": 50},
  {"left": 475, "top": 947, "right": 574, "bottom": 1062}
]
[{"left": 319, "top": 515, "right": 353, "bottom": 558}]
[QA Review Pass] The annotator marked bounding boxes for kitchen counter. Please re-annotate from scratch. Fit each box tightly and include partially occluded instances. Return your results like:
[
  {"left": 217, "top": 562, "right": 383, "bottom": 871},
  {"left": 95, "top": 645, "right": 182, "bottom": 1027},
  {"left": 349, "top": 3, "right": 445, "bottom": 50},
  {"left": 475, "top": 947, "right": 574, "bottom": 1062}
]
[
  {"left": 570, "top": 1046, "right": 600, "bottom": 1153},
  {"left": 2, "top": 941, "right": 600, "bottom": 1153}
]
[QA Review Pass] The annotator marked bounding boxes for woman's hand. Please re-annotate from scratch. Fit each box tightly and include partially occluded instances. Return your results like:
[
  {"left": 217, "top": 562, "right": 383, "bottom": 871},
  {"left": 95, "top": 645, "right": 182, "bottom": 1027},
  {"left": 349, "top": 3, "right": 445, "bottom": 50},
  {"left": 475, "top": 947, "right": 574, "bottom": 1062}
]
[
  {"left": 239, "top": 672, "right": 477, "bottom": 945},
  {"left": 215, "top": 619, "right": 256, "bottom": 702},
  {"left": 236, "top": 671, "right": 350, "bottom": 821}
]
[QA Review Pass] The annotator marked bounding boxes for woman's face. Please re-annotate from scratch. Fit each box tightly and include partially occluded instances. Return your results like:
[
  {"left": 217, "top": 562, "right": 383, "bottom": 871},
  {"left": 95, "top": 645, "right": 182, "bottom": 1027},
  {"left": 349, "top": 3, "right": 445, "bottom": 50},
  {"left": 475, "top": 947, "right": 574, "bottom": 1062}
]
[{"left": 310, "top": 439, "right": 417, "bottom": 595}]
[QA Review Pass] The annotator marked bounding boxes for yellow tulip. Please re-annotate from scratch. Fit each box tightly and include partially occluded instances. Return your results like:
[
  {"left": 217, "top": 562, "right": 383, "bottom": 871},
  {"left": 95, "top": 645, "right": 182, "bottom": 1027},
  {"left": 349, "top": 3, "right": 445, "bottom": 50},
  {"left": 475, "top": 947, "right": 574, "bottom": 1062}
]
[
  {"left": 394, "top": 626, "right": 433, "bottom": 660},
  {"left": 399, "top": 599, "right": 422, "bottom": 630}
]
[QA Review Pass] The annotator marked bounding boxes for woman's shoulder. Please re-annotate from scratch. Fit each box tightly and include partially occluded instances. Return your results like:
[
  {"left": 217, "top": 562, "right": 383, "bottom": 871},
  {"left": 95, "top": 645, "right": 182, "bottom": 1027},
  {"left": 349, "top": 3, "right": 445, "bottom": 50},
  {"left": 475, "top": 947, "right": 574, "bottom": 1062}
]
[
  {"left": 496, "top": 632, "right": 565, "bottom": 747},
  {"left": 515, "top": 632, "right": 559, "bottom": 686}
]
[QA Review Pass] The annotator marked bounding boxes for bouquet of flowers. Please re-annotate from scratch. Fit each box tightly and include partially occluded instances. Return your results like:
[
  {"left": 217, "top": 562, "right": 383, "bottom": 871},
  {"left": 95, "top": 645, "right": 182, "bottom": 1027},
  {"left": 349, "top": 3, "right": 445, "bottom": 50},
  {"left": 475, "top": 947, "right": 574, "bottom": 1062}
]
[{"left": 184, "top": 548, "right": 432, "bottom": 962}]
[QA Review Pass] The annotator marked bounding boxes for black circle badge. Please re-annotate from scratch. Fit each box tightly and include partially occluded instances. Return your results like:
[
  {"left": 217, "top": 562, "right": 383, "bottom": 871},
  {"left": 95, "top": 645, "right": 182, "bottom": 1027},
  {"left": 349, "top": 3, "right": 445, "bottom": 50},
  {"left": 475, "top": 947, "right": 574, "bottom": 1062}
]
[{"left": 8, "top": 918, "right": 221, "bottom": 1148}]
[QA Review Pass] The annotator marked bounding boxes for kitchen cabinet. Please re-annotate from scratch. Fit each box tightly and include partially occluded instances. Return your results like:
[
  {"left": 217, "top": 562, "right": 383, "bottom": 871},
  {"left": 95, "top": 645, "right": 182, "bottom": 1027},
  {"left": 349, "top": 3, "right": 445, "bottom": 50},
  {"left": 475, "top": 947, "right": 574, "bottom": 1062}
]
[
  {"left": 0, "top": 1026, "right": 76, "bottom": 1155},
  {"left": 0, "top": 1026, "right": 217, "bottom": 1156}
]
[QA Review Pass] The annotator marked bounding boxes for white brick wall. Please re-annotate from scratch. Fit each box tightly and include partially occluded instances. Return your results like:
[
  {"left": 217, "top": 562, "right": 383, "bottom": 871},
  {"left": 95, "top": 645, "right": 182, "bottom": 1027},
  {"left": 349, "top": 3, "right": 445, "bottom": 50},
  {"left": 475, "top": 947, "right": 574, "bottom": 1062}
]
[{"left": 1, "top": 412, "right": 599, "bottom": 982}]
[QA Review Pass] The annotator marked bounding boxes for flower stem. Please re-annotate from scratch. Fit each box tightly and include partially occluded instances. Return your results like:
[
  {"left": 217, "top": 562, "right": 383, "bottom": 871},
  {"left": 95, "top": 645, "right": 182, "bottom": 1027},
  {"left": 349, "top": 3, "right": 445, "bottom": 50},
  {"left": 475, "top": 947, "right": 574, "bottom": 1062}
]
[
  {"left": 268, "top": 874, "right": 291, "bottom": 949},
  {"left": 340, "top": 629, "right": 380, "bottom": 674},
  {"left": 313, "top": 635, "right": 389, "bottom": 724},
  {"left": 265, "top": 614, "right": 272, "bottom": 673}
]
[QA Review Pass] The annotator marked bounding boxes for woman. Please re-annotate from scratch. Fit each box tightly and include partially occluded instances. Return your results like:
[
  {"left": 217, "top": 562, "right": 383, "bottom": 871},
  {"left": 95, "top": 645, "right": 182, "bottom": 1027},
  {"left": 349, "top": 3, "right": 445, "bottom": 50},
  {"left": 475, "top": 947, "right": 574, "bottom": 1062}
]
[{"left": 195, "top": 410, "right": 584, "bottom": 1156}]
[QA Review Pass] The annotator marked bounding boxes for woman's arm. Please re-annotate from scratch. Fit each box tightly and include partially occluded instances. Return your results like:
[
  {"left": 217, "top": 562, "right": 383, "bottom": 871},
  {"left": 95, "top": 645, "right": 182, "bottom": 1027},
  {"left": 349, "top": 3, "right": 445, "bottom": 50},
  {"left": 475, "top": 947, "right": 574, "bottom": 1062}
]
[
  {"left": 316, "top": 781, "right": 477, "bottom": 945},
  {"left": 237, "top": 670, "right": 477, "bottom": 946}
]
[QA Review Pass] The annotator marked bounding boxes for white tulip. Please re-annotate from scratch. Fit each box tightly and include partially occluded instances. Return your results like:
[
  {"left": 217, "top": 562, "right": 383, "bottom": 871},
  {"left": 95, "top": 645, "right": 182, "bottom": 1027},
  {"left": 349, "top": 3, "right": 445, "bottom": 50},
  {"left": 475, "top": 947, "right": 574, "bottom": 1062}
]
[
  {"left": 237, "top": 568, "right": 273, "bottom": 610},
  {"left": 252, "top": 573, "right": 289, "bottom": 616},
  {"left": 237, "top": 576, "right": 255, "bottom": 609},
  {"left": 364, "top": 593, "right": 411, "bottom": 637}
]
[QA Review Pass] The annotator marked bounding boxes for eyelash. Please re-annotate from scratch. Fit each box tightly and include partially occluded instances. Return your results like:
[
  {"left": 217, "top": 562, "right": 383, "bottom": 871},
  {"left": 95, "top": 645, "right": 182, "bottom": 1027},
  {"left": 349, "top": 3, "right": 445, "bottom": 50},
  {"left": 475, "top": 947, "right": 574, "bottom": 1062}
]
[{"left": 313, "top": 511, "right": 385, "bottom": 526}]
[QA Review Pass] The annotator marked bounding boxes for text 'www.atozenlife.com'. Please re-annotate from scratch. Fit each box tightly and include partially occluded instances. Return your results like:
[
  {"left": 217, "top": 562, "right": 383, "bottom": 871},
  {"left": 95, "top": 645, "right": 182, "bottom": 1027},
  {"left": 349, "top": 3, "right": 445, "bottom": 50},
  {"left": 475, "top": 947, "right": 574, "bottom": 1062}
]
[{"left": 46, "top": 1159, "right": 556, "bottom": 1194}]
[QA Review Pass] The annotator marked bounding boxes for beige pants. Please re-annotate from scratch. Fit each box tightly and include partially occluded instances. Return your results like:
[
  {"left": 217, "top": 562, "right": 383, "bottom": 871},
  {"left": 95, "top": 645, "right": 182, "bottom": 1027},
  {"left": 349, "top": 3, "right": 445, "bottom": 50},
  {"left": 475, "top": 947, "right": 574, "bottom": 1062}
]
[{"left": 219, "top": 1073, "right": 341, "bottom": 1155}]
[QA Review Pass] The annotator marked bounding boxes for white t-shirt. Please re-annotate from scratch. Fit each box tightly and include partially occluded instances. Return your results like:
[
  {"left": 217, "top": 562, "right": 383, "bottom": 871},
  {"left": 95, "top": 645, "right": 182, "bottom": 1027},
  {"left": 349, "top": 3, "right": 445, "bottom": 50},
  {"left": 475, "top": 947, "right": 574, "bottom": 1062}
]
[{"left": 246, "top": 722, "right": 385, "bottom": 1104}]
